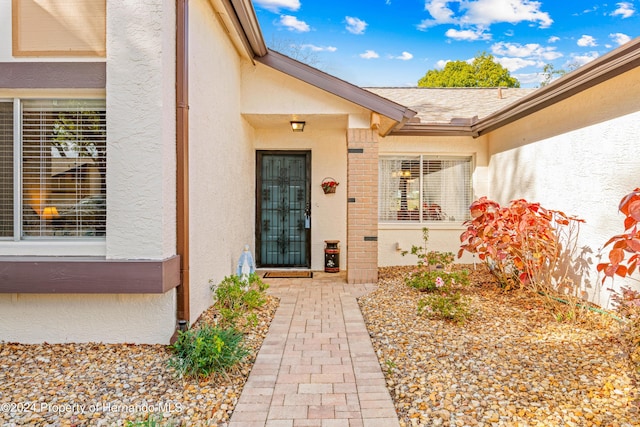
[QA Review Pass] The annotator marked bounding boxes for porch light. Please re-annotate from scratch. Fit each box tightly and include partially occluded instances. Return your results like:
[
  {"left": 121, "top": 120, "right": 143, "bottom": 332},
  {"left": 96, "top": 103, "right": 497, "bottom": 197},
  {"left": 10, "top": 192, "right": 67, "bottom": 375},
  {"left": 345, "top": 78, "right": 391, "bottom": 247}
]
[{"left": 290, "top": 121, "right": 305, "bottom": 132}]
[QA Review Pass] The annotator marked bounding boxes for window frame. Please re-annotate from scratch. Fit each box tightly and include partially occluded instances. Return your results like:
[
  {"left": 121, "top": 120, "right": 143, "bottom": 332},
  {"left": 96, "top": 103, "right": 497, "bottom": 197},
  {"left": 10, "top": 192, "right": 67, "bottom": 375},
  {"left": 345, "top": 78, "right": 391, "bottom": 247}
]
[
  {"left": 12, "top": 0, "right": 107, "bottom": 57},
  {"left": 378, "top": 154, "right": 474, "bottom": 226},
  {"left": 0, "top": 97, "right": 107, "bottom": 255}
]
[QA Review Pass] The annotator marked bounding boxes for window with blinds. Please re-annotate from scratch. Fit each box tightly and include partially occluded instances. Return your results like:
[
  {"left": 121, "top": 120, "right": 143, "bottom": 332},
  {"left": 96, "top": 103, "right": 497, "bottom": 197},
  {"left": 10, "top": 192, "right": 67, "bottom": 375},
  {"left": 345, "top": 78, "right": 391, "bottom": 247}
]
[
  {"left": 0, "top": 102, "right": 13, "bottom": 238},
  {"left": 379, "top": 155, "right": 473, "bottom": 224},
  {"left": 21, "top": 100, "right": 106, "bottom": 238}
]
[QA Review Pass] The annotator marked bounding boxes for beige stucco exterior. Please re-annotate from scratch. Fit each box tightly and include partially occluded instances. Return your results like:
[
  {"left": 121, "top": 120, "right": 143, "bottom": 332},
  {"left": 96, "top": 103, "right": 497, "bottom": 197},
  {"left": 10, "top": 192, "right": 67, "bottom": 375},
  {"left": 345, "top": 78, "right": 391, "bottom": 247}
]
[
  {"left": 377, "top": 134, "right": 490, "bottom": 267},
  {"left": 0, "top": 0, "right": 178, "bottom": 344},
  {"left": 187, "top": 0, "right": 256, "bottom": 321},
  {"left": 242, "top": 62, "right": 376, "bottom": 272},
  {"left": 486, "top": 67, "right": 640, "bottom": 306},
  {"left": 1, "top": 0, "right": 638, "bottom": 343}
]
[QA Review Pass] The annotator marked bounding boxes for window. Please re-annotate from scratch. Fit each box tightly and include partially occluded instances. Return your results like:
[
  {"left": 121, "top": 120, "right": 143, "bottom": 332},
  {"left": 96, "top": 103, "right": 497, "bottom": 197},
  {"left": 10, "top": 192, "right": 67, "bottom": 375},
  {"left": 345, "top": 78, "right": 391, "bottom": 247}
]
[
  {"left": 12, "top": 0, "right": 106, "bottom": 57},
  {"left": 0, "top": 99, "right": 106, "bottom": 239},
  {"left": 379, "top": 155, "right": 473, "bottom": 224}
]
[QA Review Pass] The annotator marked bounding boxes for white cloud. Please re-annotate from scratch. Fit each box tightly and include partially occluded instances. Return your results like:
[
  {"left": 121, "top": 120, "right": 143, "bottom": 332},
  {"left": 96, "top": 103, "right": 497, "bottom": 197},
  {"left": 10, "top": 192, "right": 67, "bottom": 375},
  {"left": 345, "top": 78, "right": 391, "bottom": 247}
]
[
  {"left": 445, "top": 28, "right": 491, "bottom": 41},
  {"left": 610, "top": 33, "right": 632, "bottom": 45},
  {"left": 548, "top": 36, "right": 560, "bottom": 43},
  {"left": 300, "top": 44, "right": 337, "bottom": 52},
  {"left": 254, "top": 0, "right": 300, "bottom": 13},
  {"left": 419, "top": 0, "right": 457, "bottom": 28},
  {"left": 435, "top": 59, "right": 450, "bottom": 69},
  {"left": 495, "top": 56, "right": 537, "bottom": 72},
  {"left": 577, "top": 35, "right": 597, "bottom": 47},
  {"left": 395, "top": 51, "right": 414, "bottom": 60},
  {"left": 360, "top": 50, "right": 380, "bottom": 59},
  {"left": 419, "top": 0, "right": 552, "bottom": 30},
  {"left": 567, "top": 51, "right": 600, "bottom": 68},
  {"left": 491, "top": 42, "right": 562, "bottom": 61},
  {"left": 611, "top": 2, "right": 635, "bottom": 18},
  {"left": 345, "top": 16, "right": 368, "bottom": 34},
  {"left": 514, "top": 72, "right": 544, "bottom": 86},
  {"left": 279, "top": 15, "right": 310, "bottom": 32}
]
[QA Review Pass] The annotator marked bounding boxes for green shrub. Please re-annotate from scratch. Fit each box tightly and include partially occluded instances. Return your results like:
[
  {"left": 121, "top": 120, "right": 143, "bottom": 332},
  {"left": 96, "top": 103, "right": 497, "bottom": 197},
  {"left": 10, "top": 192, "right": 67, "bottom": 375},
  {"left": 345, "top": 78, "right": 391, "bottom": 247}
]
[
  {"left": 211, "top": 273, "right": 269, "bottom": 329},
  {"left": 405, "top": 268, "right": 469, "bottom": 292},
  {"left": 169, "top": 325, "right": 249, "bottom": 379},
  {"left": 418, "top": 291, "right": 472, "bottom": 324}
]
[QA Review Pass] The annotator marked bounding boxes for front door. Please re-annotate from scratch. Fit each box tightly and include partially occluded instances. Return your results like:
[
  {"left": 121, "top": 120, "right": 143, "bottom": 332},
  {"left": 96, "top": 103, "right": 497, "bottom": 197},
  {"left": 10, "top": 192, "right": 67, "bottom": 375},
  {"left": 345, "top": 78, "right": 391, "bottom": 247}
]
[{"left": 256, "top": 151, "right": 311, "bottom": 268}]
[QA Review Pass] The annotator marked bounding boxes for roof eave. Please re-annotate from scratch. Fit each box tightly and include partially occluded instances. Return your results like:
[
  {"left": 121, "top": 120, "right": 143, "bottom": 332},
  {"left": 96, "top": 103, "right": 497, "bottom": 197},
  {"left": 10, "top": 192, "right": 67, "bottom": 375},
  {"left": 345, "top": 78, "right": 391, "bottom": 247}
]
[
  {"left": 220, "top": 0, "right": 268, "bottom": 59},
  {"left": 474, "top": 37, "right": 640, "bottom": 136},
  {"left": 256, "top": 49, "right": 417, "bottom": 129},
  {"left": 389, "top": 124, "right": 477, "bottom": 137}
]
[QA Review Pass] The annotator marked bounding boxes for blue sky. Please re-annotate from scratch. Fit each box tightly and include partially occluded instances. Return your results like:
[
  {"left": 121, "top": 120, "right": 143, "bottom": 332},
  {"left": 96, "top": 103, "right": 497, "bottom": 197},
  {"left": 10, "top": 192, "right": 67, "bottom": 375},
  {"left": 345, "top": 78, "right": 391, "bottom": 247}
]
[{"left": 252, "top": 0, "right": 639, "bottom": 87}]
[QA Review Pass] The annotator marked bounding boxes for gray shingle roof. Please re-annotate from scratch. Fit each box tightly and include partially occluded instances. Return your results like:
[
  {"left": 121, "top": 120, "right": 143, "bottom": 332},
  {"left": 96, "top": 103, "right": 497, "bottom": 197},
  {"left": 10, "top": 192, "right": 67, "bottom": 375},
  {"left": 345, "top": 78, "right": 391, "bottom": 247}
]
[{"left": 364, "top": 87, "right": 537, "bottom": 124}]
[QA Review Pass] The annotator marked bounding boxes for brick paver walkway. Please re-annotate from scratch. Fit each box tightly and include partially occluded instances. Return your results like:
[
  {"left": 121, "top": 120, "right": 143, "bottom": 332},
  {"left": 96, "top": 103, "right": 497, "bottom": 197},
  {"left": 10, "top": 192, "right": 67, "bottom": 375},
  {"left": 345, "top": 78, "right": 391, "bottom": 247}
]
[{"left": 228, "top": 272, "right": 400, "bottom": 427}]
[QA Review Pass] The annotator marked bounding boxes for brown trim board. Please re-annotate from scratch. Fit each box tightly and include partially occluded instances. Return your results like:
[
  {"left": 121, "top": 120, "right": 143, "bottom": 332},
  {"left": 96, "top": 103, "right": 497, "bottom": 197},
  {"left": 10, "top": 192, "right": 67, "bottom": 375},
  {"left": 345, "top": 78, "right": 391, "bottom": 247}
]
[
  {"left": 176, "top": 0, "right": 190, "bottom": 325},
  {"left": 0, "top": 62, "right": 106, "bottom": 89},
  {"left": 0, "top": 255, "right": 180, "bottom": 294}
]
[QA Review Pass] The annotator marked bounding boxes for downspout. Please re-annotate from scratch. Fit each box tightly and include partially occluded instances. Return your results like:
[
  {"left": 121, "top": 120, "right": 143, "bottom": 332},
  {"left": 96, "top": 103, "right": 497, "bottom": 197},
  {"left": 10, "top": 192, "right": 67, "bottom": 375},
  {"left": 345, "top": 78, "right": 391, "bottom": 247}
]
[{"left": 175, "top": 0, "right": 190, "bottom": 337}]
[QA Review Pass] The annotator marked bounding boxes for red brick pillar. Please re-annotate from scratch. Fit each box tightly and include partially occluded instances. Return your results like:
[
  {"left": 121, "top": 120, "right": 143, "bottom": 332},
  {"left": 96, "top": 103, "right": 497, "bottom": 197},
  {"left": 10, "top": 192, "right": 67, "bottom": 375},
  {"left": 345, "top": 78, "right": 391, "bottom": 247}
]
[{"left": 346, "top": 128, "right": 378, "bottom": 284}]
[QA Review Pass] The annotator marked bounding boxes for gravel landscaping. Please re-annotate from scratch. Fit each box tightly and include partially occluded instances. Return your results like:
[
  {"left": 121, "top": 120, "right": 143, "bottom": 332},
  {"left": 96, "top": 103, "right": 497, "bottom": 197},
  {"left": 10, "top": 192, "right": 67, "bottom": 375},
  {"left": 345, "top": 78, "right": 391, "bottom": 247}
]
[
  {"left": 0, "top": 297, "right": 279, "bottom": 427},
  {"left": 1, "top": 265, "right": 639, "bottom": 426},
  {"left": 359, "top": 265, "right": 640, "bottom": 427}
]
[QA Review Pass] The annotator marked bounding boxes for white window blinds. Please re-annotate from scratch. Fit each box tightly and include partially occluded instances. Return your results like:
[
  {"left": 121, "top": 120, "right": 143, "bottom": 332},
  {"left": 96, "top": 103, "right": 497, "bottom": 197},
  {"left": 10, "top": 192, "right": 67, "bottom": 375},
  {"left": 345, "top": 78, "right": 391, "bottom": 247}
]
[
  {"left": 0, "top": 102, "right": 13, "bottom": 237},
  {"left": 379, "top": 155, "right": 473, "bottom": 224},
  {"left": 21, "top": 100, "right": 106, "bottom": 238}
]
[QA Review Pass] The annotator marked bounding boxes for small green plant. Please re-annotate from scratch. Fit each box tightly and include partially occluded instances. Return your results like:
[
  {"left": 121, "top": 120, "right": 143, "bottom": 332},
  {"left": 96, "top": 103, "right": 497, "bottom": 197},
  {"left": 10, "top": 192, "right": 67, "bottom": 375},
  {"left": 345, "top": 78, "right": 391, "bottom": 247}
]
[
  {"left": 402, "top": 228, "right": 455, "bottom": 271},
  {"left": 169, "top": 325, "right": 249, "bottom": 379},
  {"left": 418, "top": 291, "right": 472, "bottom": 324},
  {"left": 406, "top": 269, "right": 469, "bottom": 292},
  {"left": 211, "top": 273, "right": 269, "bottom": 329},
  {"left": 403, "top": 227, "right": 472, "bottom": 324},
  {"left": 384, "top": 359, "right": 397, "bottom": 375},
  {"left": 125, "top": 414, "right": 179, "bottom": 427}
]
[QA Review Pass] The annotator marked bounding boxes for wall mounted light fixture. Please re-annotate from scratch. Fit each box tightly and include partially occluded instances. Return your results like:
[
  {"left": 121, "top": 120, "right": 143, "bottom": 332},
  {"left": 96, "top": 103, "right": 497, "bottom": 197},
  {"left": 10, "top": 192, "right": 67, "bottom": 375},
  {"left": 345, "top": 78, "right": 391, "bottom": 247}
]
[{"left": 290, "top": 121, "right": 305, "bottom": 132}]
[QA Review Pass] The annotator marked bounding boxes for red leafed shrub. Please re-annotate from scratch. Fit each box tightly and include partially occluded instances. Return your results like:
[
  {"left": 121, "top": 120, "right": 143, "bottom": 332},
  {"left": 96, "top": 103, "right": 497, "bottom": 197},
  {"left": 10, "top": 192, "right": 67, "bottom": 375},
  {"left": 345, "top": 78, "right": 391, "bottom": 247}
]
[
  {"left": 597, "top": 188, "right": 640, "bottom": 281},
  {"left": 597, "top": 188, "right": 640, "bottom": 373},
  {"left": 597, "top": 188, "right": 640, "bottom": 312},
  {"left": 459, "top": 197, "right": 584, "bottom": 292}
]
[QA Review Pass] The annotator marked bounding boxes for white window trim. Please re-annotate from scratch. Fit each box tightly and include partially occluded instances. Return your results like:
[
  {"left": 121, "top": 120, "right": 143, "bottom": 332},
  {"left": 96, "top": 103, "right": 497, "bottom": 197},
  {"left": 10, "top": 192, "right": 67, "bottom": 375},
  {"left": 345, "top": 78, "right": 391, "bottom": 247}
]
[
  {"left": 1, "top": 97, "right": 107, "bottom": 256},
  {"left": 378, "top": 153, "right": 475, "bottom": 226}
]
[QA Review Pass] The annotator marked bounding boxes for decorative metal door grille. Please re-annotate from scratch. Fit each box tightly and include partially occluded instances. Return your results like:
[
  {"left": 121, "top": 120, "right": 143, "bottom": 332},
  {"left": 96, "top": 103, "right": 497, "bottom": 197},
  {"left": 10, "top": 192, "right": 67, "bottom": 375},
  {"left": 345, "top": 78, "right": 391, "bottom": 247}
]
[{"left": 257, "top": 152, "right": 310, "bottom": 267}]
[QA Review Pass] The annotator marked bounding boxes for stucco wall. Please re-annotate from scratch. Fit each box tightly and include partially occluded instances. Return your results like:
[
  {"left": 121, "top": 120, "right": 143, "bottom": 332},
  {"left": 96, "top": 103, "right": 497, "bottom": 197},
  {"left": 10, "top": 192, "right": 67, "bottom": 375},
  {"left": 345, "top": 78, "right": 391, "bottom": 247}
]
[
  {"left": 0, "top": 0, "right": 177, "bottom": 344},
  {"left": 377, "top": 134, "right": 488, "bottom": 267},
  {"left": 0, "top": 1, "right": 105, "bottom": 62},
  {"left": 106, "top": 0, "right": 177, "bottom": 260},
  {"left": 253, "top": 127, "right": 348, "bottom": 271},
  {"left": 487, "top": 67, "right": 640, "bottom": 306},
  {"left": 187, "top": 0, "right": 256, "bottom": 322},
  {"left": 242, "top": 62, "right": 372, "bottom": 272}
]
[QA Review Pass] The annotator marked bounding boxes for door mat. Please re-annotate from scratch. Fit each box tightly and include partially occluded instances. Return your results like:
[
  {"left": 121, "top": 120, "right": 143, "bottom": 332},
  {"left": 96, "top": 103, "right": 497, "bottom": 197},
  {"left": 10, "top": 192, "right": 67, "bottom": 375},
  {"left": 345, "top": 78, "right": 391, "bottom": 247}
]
[{"left": 263, "top": 271, "right": 313, "bottom": 278}]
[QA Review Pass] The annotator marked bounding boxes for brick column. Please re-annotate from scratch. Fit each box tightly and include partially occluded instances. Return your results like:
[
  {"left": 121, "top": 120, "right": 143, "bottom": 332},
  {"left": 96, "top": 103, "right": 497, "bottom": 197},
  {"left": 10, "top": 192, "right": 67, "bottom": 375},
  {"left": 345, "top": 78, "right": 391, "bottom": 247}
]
[{"left": 346, "top": 128, "right": 379, "bottom": 284}]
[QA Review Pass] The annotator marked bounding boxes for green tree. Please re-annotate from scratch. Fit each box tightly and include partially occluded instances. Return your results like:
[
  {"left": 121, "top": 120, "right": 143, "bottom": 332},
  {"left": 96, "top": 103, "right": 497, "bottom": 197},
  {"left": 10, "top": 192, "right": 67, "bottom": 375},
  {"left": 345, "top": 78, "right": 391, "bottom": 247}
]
[
  {"left": 418, "top": 52, "right": 520, "bottom": 88},
  {"left": 538, "top": 63, "right": 566, "bottom": 87}
]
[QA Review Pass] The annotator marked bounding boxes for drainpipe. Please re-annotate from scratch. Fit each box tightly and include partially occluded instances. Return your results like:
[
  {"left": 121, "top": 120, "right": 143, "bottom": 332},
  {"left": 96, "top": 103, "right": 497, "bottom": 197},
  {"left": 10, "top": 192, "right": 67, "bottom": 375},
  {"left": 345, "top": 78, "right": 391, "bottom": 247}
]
[{"left": 175, "top": 0, "right": 190, "bottom": 339}]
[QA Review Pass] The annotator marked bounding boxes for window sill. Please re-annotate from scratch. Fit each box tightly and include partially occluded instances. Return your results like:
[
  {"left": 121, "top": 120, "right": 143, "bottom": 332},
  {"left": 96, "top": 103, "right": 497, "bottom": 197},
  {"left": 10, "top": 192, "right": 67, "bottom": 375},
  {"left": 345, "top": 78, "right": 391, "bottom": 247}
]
[
  {"left": 0, "top": 240, "right": 106, "bottom": 257},
  {"left": 0, "top": 255, "right": 180, "bottom": 294},
  {"left": 378, "top": 222, "right": 466, "bottom": 230}
]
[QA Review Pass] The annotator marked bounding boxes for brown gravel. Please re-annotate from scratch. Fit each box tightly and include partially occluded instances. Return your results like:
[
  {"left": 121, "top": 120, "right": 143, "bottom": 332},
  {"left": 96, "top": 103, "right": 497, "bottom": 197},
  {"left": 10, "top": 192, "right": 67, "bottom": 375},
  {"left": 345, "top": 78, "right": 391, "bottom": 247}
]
[
  {"left": 3, "top": 267, "right": 639, "bottom": 427},
  {"left": 0, "top": 296, "right": 278, "bottom": 427},
  {"left": 358, "top": 265, "right": 640, "bottom": 427}
]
